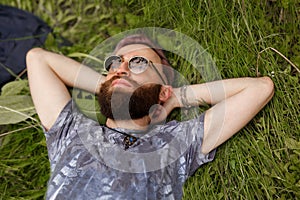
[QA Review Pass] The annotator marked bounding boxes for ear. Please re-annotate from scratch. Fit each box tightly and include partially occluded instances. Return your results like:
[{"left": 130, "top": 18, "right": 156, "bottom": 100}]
[{"left": 159, "top": 85, "right": 173, "bottom": 102}]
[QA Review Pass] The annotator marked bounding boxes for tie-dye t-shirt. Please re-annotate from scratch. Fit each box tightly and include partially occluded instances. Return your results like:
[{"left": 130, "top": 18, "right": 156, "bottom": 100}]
[{"left": 44, "top": 100, "right": 216, "bottom": 200}]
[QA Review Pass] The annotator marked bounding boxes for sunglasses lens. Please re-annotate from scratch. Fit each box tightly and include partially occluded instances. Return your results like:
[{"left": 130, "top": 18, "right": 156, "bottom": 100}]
[
  {"left": 129, "top": 56, "right": 149, "bottom": 74},
  {"left": 104, "top": 56, "right": 122, "bottom": 71}
]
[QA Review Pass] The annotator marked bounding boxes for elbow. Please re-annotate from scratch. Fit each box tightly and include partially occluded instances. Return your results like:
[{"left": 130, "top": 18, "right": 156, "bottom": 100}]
[{"left": 26, "top": 47, "right": 44, "bottom": 69}]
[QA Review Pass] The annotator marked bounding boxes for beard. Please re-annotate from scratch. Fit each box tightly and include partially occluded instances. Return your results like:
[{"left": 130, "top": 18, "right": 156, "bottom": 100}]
[{"left": 97, "top": 76, "right": 162, "bottom": 120}]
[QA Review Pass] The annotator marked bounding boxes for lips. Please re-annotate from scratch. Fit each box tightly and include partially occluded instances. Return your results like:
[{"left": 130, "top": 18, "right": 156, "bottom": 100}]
[{"left": 111, "top": 78, "right": 133, "bottom": 87}]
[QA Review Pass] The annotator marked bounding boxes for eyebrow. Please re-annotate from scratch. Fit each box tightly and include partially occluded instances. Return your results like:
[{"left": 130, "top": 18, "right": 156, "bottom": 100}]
[{"left": 117, "top": 55, "right": 143, "bottom": 59}]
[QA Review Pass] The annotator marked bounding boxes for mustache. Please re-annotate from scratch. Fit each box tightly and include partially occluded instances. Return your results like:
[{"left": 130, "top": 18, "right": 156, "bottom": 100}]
[{"left": 105, "top": 75, "right": 140, "bottom": 88}]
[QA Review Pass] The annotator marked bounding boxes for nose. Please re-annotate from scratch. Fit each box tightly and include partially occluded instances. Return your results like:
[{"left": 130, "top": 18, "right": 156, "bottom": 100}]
[{"left": 116, "top": 60, "right": 130, "bottom": 76}]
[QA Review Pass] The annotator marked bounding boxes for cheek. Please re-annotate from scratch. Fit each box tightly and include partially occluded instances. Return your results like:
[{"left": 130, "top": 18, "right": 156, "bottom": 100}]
[{"left": 134, "top": 71, "right": 162, "bottom": 85}]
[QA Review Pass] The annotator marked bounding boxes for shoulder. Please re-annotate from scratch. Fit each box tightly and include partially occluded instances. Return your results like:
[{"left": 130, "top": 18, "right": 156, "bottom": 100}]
[
  {"left": 164, "top": 112, "right": 205, "bottom": 134},
  {"left": 44, "top": 99, "right": 101, "bottom": 147}
]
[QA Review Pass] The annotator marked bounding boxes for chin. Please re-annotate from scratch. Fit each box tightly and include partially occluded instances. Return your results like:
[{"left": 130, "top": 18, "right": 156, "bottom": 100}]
[{"left": 110, "top": 87, "right": 133, "bottom": 94}]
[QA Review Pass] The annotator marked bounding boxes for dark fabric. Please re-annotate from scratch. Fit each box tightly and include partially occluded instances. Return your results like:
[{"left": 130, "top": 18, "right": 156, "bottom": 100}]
[{"left": 0, "top": 5, "right": 52, "bottom": 88}]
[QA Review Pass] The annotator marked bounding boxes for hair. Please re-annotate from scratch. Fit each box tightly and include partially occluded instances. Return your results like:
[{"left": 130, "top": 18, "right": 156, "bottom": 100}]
[{"left": 113, "top": 34, "right": 174, "bottom": 85}]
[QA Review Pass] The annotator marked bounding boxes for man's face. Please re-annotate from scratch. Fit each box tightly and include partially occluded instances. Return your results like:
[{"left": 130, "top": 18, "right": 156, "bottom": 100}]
[{"left": 98, "top": 44, "right": 166, "bottom": 120}]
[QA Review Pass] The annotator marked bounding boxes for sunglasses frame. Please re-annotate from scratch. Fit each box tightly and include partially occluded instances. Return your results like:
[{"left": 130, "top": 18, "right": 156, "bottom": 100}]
[{"left": 104, "top": 55, "right": 167, "bottom": 85}]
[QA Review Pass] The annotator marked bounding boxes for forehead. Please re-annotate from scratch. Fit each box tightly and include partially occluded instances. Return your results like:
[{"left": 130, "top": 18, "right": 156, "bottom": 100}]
[{"left": 115, "top": 44, "right": 161, "bottom": 62}]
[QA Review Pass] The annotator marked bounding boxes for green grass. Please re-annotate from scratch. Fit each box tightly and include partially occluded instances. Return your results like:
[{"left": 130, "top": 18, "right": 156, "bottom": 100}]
[{"left": 0, "top": 0, "right": 299, "bottom": 199}]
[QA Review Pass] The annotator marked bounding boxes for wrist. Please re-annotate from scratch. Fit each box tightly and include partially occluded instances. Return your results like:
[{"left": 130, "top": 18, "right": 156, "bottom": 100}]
[
  {"left": 180, "top": 85, "right": 192, "bottom": 108},
  {"left": 172, "top": 86, "right": 192, "bottom": 108}
]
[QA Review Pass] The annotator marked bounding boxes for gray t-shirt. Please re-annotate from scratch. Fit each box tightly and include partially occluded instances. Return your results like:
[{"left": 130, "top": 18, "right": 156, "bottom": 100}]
[{"left": 45, "top": 100, "right": 216, "bottom": 200}]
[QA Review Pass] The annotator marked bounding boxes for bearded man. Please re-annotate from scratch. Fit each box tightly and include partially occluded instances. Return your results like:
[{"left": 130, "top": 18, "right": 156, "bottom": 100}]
[{"left": 26, "top": 34, "right": 274, "bottom": 199}]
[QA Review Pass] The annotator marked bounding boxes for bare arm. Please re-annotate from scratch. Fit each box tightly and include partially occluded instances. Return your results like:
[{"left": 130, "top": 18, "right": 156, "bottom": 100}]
[
  {"left": 165, "top": 77, "right": 274, "bottom": 154},
  {"left": 26, "top": 48, "right": 104, "bottom": 130}
]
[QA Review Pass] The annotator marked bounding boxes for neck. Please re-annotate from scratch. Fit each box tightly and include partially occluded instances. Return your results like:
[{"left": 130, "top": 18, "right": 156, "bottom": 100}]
[{"left": 106, "top": 116, "right": 151, "bottom": 130}]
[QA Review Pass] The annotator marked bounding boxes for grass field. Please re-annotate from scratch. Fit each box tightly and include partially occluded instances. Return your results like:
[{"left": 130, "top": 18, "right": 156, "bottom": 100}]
[{"left": 0, "top": 0, "right": 299, "bottom": 199}]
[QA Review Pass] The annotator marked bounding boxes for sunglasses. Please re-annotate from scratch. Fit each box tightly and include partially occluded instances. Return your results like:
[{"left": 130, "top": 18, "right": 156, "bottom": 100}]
[{"left": 104, "top": 55, "right": 167, "bottom": 85}]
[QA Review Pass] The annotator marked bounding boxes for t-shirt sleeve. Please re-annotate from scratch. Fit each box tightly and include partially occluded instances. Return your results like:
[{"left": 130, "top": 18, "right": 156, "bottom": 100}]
[
  {"left": 184, "top": 113, "right": 216, "bottom": 176},
  {"left": 43, "top": 100, "right": 73, "bottom": 136},
  {"left": 43, "top": 100, "right": 79, "bottom": 164}
]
